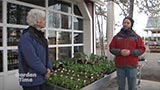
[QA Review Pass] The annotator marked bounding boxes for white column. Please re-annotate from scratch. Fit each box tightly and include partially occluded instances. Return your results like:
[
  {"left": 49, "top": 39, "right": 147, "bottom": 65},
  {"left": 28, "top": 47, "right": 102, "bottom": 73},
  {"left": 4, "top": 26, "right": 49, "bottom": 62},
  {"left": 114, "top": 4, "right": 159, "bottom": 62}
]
[
  {"left": 106, "top": 1, "right": 115, "bottom": 60},
  {"left": 3, "top": 1, "right": 8, "bottom": 90},
  {"left": 78, "top": 1, "right": 93, "bottom": 55}
]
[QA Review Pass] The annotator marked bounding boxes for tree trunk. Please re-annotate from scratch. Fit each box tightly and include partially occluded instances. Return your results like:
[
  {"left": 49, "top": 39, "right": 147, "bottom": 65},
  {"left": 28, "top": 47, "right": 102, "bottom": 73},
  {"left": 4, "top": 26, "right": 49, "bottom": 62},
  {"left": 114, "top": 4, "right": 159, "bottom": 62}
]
[
  {"left": 97, "top": 14, "right": 105, "bottom": 56},
  {"left": 129, "top": 0, "right": 134, "bottom": 18}
]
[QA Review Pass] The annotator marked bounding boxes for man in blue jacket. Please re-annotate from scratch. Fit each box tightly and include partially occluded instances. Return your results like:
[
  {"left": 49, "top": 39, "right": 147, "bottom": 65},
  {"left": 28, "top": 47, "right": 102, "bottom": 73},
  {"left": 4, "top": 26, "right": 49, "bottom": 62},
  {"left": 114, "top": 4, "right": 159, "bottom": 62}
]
[{"left": 18, "top": 9, "right": 52, "bottom": 90}]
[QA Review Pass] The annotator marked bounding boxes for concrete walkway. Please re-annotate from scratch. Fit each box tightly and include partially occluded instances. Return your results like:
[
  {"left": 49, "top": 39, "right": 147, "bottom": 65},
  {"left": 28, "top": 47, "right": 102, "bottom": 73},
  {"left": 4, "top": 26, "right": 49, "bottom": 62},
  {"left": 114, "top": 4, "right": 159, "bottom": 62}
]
[
  {"left": 99, "top": 78, "right": 160, "bottom": 90},
  {"left": 138, "top": 80, "right": 160, "bottom": 90}
]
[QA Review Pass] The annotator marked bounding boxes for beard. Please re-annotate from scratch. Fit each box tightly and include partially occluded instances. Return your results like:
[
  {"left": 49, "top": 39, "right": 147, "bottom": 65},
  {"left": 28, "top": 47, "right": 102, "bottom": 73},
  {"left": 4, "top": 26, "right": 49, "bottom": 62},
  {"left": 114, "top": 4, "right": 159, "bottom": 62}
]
[{"left": 122, "top": 26, "right": 131, "bottom": 30}]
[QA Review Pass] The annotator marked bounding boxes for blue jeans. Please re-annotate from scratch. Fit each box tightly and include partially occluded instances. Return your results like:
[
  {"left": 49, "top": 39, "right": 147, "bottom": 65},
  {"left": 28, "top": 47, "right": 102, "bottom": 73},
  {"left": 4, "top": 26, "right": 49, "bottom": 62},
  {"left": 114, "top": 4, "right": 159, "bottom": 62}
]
[{"left": 117, "top": 67, "right": 137, "bottom": 90}]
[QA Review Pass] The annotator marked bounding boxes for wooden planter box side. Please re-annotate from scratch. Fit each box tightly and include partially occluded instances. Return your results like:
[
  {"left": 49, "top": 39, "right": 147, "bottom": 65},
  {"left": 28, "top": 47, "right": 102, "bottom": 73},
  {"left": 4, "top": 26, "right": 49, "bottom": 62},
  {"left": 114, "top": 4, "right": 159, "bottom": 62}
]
[
  {"left": 80, "top": 71, "right": 117, "bottom": 90},
  {"left": 46, "top": 84, "right": 68, "bottom": 90}
]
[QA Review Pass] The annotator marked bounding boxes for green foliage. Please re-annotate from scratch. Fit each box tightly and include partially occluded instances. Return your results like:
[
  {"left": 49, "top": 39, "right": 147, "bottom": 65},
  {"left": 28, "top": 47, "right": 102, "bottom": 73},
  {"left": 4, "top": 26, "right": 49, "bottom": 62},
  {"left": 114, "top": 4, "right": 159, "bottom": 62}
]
[{"left": 47, "top": 53, "right": 116, "bottom": 90}]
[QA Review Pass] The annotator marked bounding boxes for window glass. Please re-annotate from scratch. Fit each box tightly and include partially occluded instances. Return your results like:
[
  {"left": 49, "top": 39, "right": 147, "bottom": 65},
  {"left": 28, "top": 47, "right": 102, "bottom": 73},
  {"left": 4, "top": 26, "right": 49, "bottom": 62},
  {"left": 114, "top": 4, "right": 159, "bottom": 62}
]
[
  {"left": 0, "top": 0, "right": 2, "bottom": 22},
  {"left": 58, "top": 47, "right": 71, "bottom": 59},
  {"left": 0, "top": 50, "right": 2, "bottom": 72},
  {"left": 7, "top": 28, "right": 23, "bottom": 46},
  {"left": 8, "top": 50, "right": 18, "bottom": 70},
  {"left": 74, "top": 46, "right": 83, "bottom": 53},
  {"left": 61, "top": 15, "right": 72, "bottom": 29},
  {"left": 74, "top": 33, "right": 83, "bottom": 44},
  {"left": 48, "top": 30, "right": 56, "bottom": 45},
  {"left": 49, "top": 1, "right": 71, "bottom": 13},
  {"left": 17, "top": 0, "right": 45, "bottom": 7},
  {"left": 48, "top": 12, "right": 60, "bottom": 28},
  {"left": 74, "top": 17, "right": 83, "bottom": 30},
  {"left": 0, "top": 27, "right": 2, "bottom": 46},
  {"left": 74, "top": 5, "right": 82, "bottom": 16},
  {"left": 7, "top": 3, "right": 32, "bottom": 25},
  {"left": 58, "top": 32, "right": 71, "bottom": 44},
  {"left": 49, "top": 48, "right": 56, "bottom": 61}
]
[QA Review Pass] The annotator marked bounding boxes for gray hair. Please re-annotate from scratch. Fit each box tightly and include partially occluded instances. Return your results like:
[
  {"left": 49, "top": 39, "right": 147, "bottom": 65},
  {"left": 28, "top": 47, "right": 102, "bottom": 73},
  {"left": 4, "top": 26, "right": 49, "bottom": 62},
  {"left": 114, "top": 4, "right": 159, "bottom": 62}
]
[{"left": 26, "top": 9, "right": 46, "bottom": 26}]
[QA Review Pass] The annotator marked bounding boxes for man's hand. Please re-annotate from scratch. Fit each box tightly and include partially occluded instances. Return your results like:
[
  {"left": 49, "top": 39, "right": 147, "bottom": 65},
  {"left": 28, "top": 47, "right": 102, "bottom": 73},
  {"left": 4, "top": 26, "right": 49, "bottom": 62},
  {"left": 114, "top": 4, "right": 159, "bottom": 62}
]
[
  {"left": 121, "top": 49, "right": 130, "bottom": 56},
  {"left": 45, "top": 68, "right": 51, "bottom": 79}
]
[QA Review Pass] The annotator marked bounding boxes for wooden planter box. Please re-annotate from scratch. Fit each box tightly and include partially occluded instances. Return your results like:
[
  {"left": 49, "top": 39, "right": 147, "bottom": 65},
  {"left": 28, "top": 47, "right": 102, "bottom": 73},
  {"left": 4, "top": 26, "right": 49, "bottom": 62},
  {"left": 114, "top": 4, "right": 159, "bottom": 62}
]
[{"left": 47, "top": 71, "right": 117, "bottom": 90}]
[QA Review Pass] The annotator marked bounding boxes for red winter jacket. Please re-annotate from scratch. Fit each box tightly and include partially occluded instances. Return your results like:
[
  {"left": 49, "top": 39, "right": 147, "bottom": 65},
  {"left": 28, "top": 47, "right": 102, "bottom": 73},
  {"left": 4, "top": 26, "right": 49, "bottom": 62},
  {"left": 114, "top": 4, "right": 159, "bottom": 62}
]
[{"left": 109, "top": 29, "right": 146, "bottom": 67}]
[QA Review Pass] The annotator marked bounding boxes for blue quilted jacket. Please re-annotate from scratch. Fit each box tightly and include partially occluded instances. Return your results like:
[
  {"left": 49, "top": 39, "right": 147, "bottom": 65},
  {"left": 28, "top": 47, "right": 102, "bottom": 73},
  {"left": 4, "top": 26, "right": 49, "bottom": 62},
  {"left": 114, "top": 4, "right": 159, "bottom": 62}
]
[{"left": 18, "top": 26, "right": 52, "bottom": 86}]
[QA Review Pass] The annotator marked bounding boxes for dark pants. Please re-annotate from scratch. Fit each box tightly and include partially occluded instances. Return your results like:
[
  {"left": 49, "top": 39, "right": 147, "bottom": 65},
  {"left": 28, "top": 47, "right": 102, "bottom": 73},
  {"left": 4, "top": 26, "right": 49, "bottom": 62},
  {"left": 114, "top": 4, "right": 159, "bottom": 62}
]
[{"left": 22, "top": 83, "right": 46, "bottom": 90}]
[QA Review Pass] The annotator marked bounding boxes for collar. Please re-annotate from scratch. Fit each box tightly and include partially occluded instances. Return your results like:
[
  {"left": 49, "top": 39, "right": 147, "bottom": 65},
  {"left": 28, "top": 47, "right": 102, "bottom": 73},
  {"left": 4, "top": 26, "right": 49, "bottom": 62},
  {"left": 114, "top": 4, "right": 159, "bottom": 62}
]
[{"left": 118, "top": 28, "right": 135, "bottom": 37}]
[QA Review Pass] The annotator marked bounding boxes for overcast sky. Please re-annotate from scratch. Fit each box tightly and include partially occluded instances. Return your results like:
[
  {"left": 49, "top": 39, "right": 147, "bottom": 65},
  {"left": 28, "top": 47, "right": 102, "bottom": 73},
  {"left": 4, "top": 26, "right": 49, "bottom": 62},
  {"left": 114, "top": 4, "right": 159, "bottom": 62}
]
[{"left": 114, "top": 4, "right": 148, "bottom": 37}]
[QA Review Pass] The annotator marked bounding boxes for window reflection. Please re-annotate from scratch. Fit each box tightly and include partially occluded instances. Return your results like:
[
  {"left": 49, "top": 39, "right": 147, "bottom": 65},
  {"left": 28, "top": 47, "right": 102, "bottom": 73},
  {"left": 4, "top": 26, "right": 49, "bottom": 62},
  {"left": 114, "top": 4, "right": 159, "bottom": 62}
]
[
  {"left": 74, "top": 46, "right": 83, "bottom": 53},
  {"left": 48, "top": 13, "right": 73, "bottom": 29},
  {"left": 58, "top": 47, "right": 71, "bottom": 59},
  {"left": 0, "top": 0, "right": 2, "bottom": 22},
  {"left": 74, "top": 33, "right": 83, "bottom": 44},
  {"left": 62, "top": 15, "right": 72, "bottom": 29},
  {"left": 0, "top": 27, "right": 2, "bottom": 46},
  {"left": 74, "top": 5, "right": 82, "bottom": 16},
  {"left": 58, "top": 32, "right": 71, "bottom": 44},
  {"left": 49, "top": 1, "right": 71, "bottom": 13},
  {"left": 7, "top": 3, "right": 31, "bottom": 25},
  {"left": 49, "top": 48, "right": 56, "bottom": 61},
  {"left": 74, "top": 17, "right": 83, "bottom": 30},
  {"left": 17, "top": 0, "right": 45, "bottom": 7},
  {"left": 48, "top": 12, "right": 60, "bottom": 28},
  {"left": 7, "top": 28, "right": 23, "bottom": 46},
  {"left": 8, "top": 50, "right": 18, "bottom": 70},
  {"left": 48, "top": 30, "right": 56, "bottom": 45},
  {"left": 0, "top": 50, "right": 2, "bottom": 72}
]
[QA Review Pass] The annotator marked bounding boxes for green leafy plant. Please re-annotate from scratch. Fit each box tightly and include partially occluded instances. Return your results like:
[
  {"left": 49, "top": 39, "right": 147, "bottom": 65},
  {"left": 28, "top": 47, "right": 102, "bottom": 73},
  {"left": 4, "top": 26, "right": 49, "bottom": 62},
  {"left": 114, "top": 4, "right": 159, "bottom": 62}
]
[{"left": 47, "top": 52, "right": 116, "bottom": 90}]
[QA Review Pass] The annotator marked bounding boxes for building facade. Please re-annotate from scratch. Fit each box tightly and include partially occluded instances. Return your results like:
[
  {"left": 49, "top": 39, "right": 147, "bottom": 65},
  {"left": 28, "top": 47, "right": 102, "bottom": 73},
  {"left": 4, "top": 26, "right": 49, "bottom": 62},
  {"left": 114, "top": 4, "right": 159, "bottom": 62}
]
[
  {"left": 0, "top": 0, "right": 106, "bottom": 90},
  {"left": 144, "top": 16, "right": 160, "bottom": 52}
]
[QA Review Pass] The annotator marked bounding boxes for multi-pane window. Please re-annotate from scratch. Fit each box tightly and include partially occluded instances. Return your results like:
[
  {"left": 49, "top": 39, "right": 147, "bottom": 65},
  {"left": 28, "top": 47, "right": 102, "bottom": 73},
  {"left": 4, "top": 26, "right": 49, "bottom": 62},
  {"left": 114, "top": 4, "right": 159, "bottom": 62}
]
[
  {"left": 8, "top": 50, "right": 18, "bottom": 70},
  {"left": 0, "top": 0, "right": 2, "bottom": 23},
  {"left": 48, "top": 31, "right": 56, "bottom": 44},
  {"left": 1, "top": 0, "right": 84, "bottom": 71},
  {"left": 61, "top": 15, "right": 72, "bottom": 29},
  {"left": 7, "top": 28, "right": 23, "bottom": 71},
  {"left": 58, "top": 47, "right": 71, "bottom": 59},
  {"left": 48, "top": 1, "right": 84, "bottom": 60},
  {"left": 74, "top": 32, "right": 83, "bottom": 44},
  {"left": 48, "top": 13, "right": 72, "bottom": 29},
  {"left": 7, "top": 28, "right": 23, "bottom": 46},
  {"left": 7, "top": 3, "right": 31, "bottom": 25},
  {"left": 48, "top": 12, "right": 60, "bottom": 28},
  {"left": 49, "top": 1, "right": 72, "bottom": 13},
  {"left": 49, "top": 48, "right": 56, "bottom": 61},
  {"left": 74, "top": 17, "right": 83, "bottom": 30},
  {"left": 58, "top": 32, "right": 72, "bottom": 44},
  {"left": 0, "top": 27, "right": 2, "bottom": 72},
  {"left": 74, "top": 5, "right": 82, "bottom": 16},
  {"left": 0, "top": 50, "right": 2, "bottom": 72},
  {"left": 48, "top": 1, "right": 72, "bottom": 29},
  {"left": 17, "top": 0, "right": 45, "bottom": 7},
  {"left": 6, "top": 2, "right": 32, "bottom": 71},
  {"left": 0, "top": 27, "right": 2, "bottom": 46},
  {"left": 74, "top": 46, "right": 83, "bottom": 53}
]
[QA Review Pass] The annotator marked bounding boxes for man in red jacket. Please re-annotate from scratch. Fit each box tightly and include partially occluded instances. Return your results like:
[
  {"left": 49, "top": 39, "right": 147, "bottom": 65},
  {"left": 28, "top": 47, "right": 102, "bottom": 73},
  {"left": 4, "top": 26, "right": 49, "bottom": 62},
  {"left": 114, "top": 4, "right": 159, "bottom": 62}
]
[{"left": 109, "top": 17, "right": 146, "bottom": 90}]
